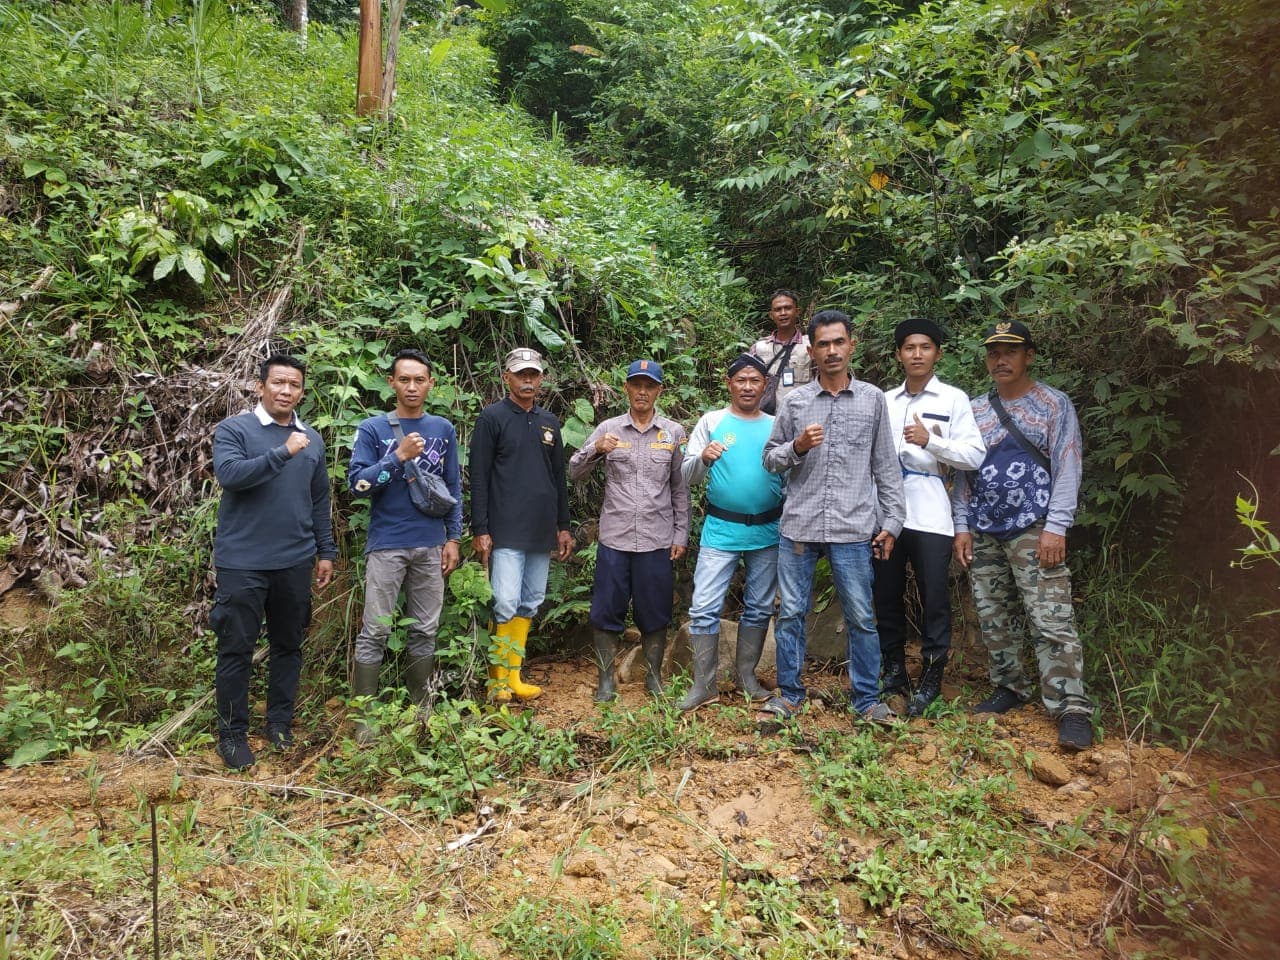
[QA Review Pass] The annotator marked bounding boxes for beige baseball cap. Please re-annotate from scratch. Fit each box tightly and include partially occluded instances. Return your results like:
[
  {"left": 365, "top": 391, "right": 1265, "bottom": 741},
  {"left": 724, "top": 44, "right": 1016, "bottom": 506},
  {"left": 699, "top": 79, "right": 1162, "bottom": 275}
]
[{"left": 504, "top": 347, "right": 545, "bottom": 373}]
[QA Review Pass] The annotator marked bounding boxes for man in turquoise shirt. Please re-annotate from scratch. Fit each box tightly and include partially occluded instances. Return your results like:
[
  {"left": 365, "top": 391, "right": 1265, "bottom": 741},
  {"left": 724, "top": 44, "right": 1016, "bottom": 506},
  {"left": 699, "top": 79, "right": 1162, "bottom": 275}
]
[{"left": 677, "top": 354, "right": 784, "bottom": 710}]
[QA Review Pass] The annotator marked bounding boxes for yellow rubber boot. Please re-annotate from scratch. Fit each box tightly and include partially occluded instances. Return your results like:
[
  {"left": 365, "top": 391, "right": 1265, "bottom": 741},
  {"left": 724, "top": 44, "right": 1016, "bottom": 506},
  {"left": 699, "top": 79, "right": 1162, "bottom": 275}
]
[
  {"left": 487, "top": 621, "right": 512, "bottom": 703},
  {"left": 505, "top": 616, "right": 543, "bottom": 701}
]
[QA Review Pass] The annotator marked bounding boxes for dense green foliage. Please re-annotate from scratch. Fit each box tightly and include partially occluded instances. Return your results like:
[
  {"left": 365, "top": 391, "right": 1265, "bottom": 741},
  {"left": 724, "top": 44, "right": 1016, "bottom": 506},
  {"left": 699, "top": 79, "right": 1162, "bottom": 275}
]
[
  {"left": 491, "top": 0, "right": 1280, "bottom": 518},
  {"left": 0, "top": 0, "right": 747, "bottom": 753}
]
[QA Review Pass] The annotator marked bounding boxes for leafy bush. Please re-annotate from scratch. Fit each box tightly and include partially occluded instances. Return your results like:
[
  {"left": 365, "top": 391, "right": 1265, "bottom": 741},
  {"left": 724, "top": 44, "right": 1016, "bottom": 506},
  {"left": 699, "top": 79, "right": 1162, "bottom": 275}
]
[{"left": 321, "top": 699, "right": 580, "bottom": 815}]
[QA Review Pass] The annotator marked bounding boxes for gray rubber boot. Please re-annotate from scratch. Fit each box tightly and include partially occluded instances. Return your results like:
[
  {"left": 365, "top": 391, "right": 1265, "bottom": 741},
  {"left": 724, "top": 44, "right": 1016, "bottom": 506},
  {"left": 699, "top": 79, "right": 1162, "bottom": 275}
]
[
  {"left": 404, "top": 654, "right": 435, "bottom": 712},
  {"left": 351, "top": 660, "right": 381, "bottom": 745},
  {"left": 677, "top": 632, "right": 721, "bottom": 711},
  {"left": 733, "top": 624, "right": 774, "bottom": 701},
  {"left": 592, "top": 630, "right": 620, "bottom": 702},
  {"left": 641, "top": 630, "right": 667, "bottom": 696}
]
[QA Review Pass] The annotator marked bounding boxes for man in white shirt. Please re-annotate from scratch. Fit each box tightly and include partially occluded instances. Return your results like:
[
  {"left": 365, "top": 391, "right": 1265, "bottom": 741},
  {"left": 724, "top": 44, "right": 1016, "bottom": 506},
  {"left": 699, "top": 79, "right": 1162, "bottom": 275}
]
[{"left": 874, "top": 318, "right": 985, "bottom": 716}]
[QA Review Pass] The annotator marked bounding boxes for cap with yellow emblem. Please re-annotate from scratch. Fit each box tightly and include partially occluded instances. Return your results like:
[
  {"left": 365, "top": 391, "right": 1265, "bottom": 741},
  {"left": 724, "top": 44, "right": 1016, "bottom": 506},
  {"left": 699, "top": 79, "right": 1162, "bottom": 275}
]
[{"left": 981, "top": 320, "right": 1035, "bottom": 350}]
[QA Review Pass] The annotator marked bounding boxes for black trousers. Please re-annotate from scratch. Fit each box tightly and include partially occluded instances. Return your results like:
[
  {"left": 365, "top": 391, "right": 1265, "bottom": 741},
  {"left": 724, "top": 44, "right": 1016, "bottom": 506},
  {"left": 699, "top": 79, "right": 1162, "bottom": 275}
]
[
  {"left": 873, "top": 529, "right": 954, "bottom": 667},
  {"left": 210, "top": 562, "right": 313, "bottom": 737}
]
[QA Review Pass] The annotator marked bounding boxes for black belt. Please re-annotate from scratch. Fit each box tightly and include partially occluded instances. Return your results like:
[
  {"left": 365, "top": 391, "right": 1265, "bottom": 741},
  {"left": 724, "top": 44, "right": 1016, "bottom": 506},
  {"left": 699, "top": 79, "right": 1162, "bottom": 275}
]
[{"left": 704, "top": 501, "right": 783, "bottom": 526}]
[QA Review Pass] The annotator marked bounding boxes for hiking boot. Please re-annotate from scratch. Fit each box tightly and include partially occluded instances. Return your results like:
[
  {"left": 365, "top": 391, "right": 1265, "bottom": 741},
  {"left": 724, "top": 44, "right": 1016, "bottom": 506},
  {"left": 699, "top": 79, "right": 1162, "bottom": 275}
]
[
  {"left": 264, "top": 723, "right": 294, "bottom": 751},
  {"left": 218, "top": 735, "right": 255, "bottom": 771},
  {"left": 505, "top": 616, "right": 543, "bottom": 701},
  {"left": 880, "top": 655, "right": 910, "bottom": 699},
  {"left": 351, "top": 660, "right": 381, "bottom": 745},
  {"left": 1058, "top": 713, "right": 1093, "bottom": 752},
  {"left": 592, "top": 629, "right": 620, "bottom": 703},
  {"left": 907, "top": 657, "right": 946, "bottom": 718},
  {"left": 404, "top": 653, "right": 435, "bottom": 712},
  {"left": 972, "top": 686, "right": 1025, "bottom": 715}
]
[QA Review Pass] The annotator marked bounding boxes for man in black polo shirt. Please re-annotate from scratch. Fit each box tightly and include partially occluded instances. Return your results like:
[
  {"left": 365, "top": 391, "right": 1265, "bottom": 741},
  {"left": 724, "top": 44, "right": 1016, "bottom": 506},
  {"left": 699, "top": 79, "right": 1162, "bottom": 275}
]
[{"left": 470, "top": 347, "right": 574, "bottom": 701}]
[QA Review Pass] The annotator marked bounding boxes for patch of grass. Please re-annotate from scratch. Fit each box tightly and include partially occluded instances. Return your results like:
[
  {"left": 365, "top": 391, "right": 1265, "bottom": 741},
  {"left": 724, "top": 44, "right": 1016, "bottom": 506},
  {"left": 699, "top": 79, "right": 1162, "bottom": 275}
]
[
  {"left": 320, "top": 698, "right": 580, "bottom": 817},
  {"left": 0, "top": 797, "right": 435, "bottom": 959},
  {"left": 1094, "top": 776, "right": 1280, "bottom": 958},
  {"left": 805, "top": 716, "right": 1024, "bottom": 957},
  {"left": 1079, "top": 551, "right": 1278, "bottom": 755},
  {"left": 595, "top": 696, "right": 737, "bottom": 775},
  {"left": 493, "top": 896, "right": 624, "bottom": 960}
]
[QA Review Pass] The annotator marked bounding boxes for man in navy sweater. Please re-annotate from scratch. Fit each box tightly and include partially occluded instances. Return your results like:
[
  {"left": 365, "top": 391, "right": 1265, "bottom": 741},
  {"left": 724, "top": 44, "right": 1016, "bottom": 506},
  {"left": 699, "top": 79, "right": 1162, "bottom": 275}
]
[
  {"left": 347, "top": 349, "right": 462, "bottom": 740},
  {"left": 211, "top": 354, "right": 336, "bottom": 771}
]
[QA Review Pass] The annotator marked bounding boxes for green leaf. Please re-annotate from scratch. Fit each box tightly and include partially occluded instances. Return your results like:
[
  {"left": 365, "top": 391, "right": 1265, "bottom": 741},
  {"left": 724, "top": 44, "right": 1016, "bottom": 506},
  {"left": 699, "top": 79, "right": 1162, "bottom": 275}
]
[
  {"left": 7, "top": 739, "right": 57, "bottom": 768},
  {"left": 560, "top": 416, "right": 590, "bottom": 449},
  {"left": 179, "top": 247, "right": 207, "bottom": 284},
  {"left": 428, "top": 39, "right": 453, "bottom": 69},
  {"left": 200, "top": 149, "right": 229, "bottom": 168},
  {"left": 153, "top": 254, "right": 178, "bottom": 280},
  {"left": 523, "top": 298, "right": 565, "bottom": 349},
  {"left": 1033, "top": 128, "right": 1054, "bottom": 159}
]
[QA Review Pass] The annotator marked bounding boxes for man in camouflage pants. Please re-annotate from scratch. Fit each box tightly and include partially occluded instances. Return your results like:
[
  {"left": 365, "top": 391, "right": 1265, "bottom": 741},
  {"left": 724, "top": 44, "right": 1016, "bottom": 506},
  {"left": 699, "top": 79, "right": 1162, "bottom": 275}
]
[{"left": 952, "top": 320, "right": 1094, "bottom": 752}]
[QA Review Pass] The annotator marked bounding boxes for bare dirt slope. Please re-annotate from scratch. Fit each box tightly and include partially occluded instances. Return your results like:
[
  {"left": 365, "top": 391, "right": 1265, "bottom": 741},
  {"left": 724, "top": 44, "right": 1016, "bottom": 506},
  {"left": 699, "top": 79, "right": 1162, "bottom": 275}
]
[{"left": 3, "top": 654, "right": 1277, "bottom": 959}]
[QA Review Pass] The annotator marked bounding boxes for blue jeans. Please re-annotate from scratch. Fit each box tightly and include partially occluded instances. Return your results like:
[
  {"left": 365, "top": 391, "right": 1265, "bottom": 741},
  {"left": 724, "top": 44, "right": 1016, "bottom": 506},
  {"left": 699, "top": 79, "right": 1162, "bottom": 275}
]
[
  {"left": 489, "top": 548, "right": 551, "bottom": 623},
  {"left": 688, "top": 545, "right": 778, "bottom": 635},
  {"left": 775, "top": 536, "right": 880, "bottom": 712}
]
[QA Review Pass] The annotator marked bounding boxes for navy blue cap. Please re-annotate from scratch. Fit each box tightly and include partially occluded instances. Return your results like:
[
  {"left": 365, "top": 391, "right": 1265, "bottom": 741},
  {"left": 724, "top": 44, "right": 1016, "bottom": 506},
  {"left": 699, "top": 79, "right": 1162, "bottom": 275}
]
[{"left": 626, "top": 359, "right": 664, "bottom": 384}]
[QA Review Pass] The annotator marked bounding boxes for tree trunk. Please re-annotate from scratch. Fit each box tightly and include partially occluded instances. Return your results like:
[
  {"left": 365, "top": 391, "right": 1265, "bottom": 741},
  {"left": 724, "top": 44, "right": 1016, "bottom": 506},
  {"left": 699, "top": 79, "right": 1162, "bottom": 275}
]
[
  {"left": 285, "top": 0, "right": 308, "bottom": 47},
  {"left": 380, "top": 0, "right": 409, "bottom": 119},
  {"left": 356, "top": 0, "right": 382, "bottom": 116}
]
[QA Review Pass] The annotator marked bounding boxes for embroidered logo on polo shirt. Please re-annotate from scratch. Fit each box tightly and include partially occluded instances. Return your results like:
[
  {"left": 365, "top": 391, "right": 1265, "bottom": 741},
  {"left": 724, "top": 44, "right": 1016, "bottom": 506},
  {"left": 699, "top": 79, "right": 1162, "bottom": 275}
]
[{"left": 541, "top": 425, "right": 554, "bottom": 446}]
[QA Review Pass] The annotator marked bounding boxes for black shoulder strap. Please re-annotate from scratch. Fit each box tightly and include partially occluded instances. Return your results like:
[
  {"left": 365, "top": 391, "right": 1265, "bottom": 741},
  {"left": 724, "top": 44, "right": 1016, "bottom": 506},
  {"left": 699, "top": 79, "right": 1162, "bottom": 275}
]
[
  {"left": 764, "top": 340, "right": 797, "bottom": 375},
  {"left": 987, "top": 389, "right": 1052, "bottom": 474},
  {"left": 385, "top": 413, "right": 422, "bottom": 477}
]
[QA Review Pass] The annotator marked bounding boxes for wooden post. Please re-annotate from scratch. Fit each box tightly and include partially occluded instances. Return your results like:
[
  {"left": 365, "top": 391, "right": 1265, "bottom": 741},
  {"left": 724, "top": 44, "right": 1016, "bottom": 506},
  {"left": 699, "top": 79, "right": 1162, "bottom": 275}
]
[{"left": 356, "top": 0, "right": 382, "bottom": 116}]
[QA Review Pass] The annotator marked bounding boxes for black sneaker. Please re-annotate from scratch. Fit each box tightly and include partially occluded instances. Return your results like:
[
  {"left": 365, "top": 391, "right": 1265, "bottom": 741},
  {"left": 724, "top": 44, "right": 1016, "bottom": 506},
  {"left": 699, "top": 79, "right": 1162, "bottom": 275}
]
[
  {"left": 264, "top": 724, "right": 294, "bottom": 751},
  {"left": 1057, "top": 713, "right": 1093, "bottom": 752},
  {"left": 217, "top": 735, "right": 256, "bottom": 771},
  {"left": 972, "top": 686, "right": 1025, "bottom": 715}
]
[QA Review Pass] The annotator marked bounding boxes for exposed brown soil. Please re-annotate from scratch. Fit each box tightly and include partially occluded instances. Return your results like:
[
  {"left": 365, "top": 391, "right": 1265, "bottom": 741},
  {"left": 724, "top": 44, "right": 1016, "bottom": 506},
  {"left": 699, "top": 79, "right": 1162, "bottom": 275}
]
[{"left": 2, "top": 654, "right": 1277, "bottom": 960}]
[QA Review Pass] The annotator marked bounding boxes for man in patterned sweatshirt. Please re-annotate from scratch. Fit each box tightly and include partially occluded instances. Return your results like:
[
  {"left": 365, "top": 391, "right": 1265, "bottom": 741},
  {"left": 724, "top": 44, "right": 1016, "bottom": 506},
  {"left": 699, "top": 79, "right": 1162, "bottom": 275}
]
[{"left": 951, "top": 320, "right": 1095, "bottom": 752}]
